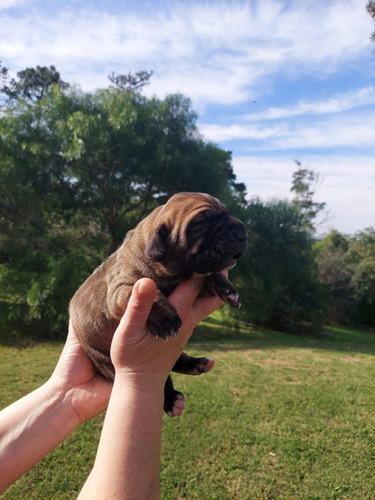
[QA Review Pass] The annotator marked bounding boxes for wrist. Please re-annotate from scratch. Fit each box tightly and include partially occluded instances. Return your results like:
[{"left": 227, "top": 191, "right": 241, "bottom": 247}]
[
  {"left": 113, "top": 370, "right": 166, "bottom": 400},
  {"left": 42, "top": 379, "right": 82, "bottom": 432},
  {"left": 43, "top": 377, "right": 83, "bottom": 429}
]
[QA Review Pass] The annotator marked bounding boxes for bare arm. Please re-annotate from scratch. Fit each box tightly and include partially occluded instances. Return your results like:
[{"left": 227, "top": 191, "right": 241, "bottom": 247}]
[
  {"left": 0, "top": 381, "right": 77, "bottom": 493},
  {"left": 0, "top": 326, "right": 112, "bottom": 494},
  {"left": 79, "top": 377, "right": 164, "bottom": 500}
]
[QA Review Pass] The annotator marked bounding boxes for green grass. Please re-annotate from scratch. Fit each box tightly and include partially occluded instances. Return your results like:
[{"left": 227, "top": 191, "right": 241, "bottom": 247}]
[{"left": 1, "top": 319, "right": 375, "bottom": 499}]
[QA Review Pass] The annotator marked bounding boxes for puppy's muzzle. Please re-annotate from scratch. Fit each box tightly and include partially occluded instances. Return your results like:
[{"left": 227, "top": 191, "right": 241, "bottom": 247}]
[
  {"left": 218, "top": 221, "right": 248, "bottom": 259},
  {"left": 195, "top": 220, "right": 248, "bottom": 273},
  {"left": 227, "top": 223, "right": 248, "bottom": 258}
]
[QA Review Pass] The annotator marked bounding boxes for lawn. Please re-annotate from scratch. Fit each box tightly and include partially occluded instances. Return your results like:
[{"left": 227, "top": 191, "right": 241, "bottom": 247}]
[{"left": 1, "top": 317, "right": 374, "bottom": 499}]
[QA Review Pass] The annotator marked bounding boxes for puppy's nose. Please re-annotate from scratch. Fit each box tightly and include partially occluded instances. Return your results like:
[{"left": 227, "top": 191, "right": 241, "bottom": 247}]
[{"left": 232, "top": 224, "right": 248, "bottom": 242}]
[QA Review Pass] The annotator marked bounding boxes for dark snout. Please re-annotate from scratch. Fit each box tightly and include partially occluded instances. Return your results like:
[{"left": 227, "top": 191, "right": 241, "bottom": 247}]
[
  {"left": 222, "top": 217, "right": 248, "bottom": 260},
  {"left": 232, "top": 223, "right": 248, "bottom": 242},
  {"left": 228, "top": 220, "right": 248, "bottom": 258},
  {"left": 190, "top": 213, "right": 248, "bottom": 275}
]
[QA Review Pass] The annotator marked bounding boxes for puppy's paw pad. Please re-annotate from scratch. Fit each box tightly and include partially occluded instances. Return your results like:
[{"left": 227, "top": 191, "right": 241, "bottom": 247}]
[
  {"left": 204, "top": 357, "right": 215, "bottom": 371},
  {"left": 213, "top": 284, "right": 241, "bottom": 308},
  {"left": 166, "top": 394, "right": 186, "bottom": 417},
  {"left": 197, "top": 357, "right": 215, "bottom": 373},
  {"left": 227, "top": 292, "right": 241, "bottom": 308}
]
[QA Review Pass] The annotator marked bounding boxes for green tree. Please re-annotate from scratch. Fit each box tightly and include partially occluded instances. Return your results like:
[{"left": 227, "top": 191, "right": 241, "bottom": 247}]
[
  {"left": 290, "top": 161, "right": 326, "bottom": 232},
  {"left": 315, "top": 228, "right": 375, "bottom": 327},
  {"left": 1, "top": 65, "right": 68, "bottom": 102},
  {"left": 233, "top": 162, "right": 330, "bottom": 328},
  {"left": 315, "top": 230, "right": 355, "bottom": 324},
  {"left": 0, "top": 61, "right": 9, "bottom": 110},
  {"left": 108, "top": 70, "right": 153, "bottom": 92},
  {"left": 233, "top": 198, "right": 327, "bottom": 328},
  {"left": 0, "top": 61, "right": 8, "bottom": 89},
  {"left": 368, "top": 1, "right": 375, "bottom": 43},
  {"left": 53, "top": 87, "right": 243, "bottom": 252},
  {"left": 0, "top": 90, "right": 101, "bottom": 333},
  {"left": 345, "top": 228, "right": 375, "bottom": 326}
]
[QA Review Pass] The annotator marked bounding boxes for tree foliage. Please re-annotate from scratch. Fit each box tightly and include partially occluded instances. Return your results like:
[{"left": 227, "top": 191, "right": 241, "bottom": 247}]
[
  {"left": 345, "top": 229, "right": 375, "bottom": 325},
  {"left": 0, "top": 61, "right": 8, "bottom": 88},
  {"left": 1, "top": 65, "right": 68, "bottom": 102},
  {"left": 233, "top": 199, "right": 327, "bottom": 328},
  {"left": 368, "top": 1, "right": 375, "bottom": 43},
  {"left": 290, "top": 161, "right": 326, "bottom": 232},
  {"left": 315, "top": 231, "right": 355, "bottom": 324},
  {"left": 108, "top": 70, "right": 153, "bottom": 92},
  {"left": 315, "top": 228, "right": 375, "bottom": 326}
]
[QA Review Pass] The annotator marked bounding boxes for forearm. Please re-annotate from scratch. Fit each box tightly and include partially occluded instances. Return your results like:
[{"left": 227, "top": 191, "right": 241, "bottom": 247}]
[
  {"left": 78, "top": 377, "right": 164, "bottom": 500},
  {"left": 0, "top": 380, "right": 81, "bottom": 493}
]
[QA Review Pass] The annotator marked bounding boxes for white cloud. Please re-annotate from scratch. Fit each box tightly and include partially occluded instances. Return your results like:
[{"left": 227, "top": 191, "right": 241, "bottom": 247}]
[
  {"left": 232, "top": 155, "right": 375, "bottom": 235},
  {"left": 0, "top": 0, "right": 372, "bottom": 106},
  {"left": 201, "top": 111, "right": 375, "bottom": 150},
  {"left": 0, "top": 0, "right": 26, "bottom": 9},
  {"left": 272, "top": 113, "right": 375, "bottom": 150},
  {"left": 244, "top": 87, "right": 375, "bottom": 121},
  {"left": 200, "top": 122, "right": 288, "bottom": 142}
]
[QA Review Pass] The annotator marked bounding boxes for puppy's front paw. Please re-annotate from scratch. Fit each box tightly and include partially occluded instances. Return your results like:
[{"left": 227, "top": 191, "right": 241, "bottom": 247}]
[
  {"left": 225, "top": 289, "right": 242, "bottom": 309},
  {"left": 204, "top": 273, "right": 242, "bottom": 309},
  {"left": 173, "top": 352, "right": 215, "bottom": 375},
  {"left": 147, "top": 301, "right": 182, "bottom": 339}
]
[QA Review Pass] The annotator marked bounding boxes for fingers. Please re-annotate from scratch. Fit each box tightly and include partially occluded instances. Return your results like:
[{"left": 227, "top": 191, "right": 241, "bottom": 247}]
[
  {"left": 167, "top": 276, "right": 225, "bottom": 330},
  {"left": 191, "top": 271, "right": 227, "bottom": 322},
  {"left": 191, "top": 294, "right": 224, "bottom": 324},
  {"left": 167, "top": 277, "right": 205, "bottom": 323}
]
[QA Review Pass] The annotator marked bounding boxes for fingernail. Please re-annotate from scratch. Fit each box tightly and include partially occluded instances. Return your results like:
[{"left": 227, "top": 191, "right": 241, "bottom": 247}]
[{"left": 138, "top": 279, "right": 156, "bottom": 296}]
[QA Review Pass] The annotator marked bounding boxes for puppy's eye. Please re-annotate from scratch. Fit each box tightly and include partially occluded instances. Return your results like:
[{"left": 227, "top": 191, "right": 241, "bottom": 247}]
[{"left": 194, "top": 210, "right": 212, "bottom": 225}]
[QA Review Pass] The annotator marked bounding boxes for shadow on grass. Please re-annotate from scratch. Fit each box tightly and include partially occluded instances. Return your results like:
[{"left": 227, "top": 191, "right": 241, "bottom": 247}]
[
  {"left": 190, "top": 317, "right": 375, "bottom": 356},
  {"left": 1, "top": 315, "right": 374, "bottom": 357},
  {"left": 0, "top": 322, "right": 66, "bottom": 349}
]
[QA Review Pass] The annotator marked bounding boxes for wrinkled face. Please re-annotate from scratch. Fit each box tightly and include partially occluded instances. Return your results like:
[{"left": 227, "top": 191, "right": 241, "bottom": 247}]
[
  {"left": 185, "top": 204, "right": 248, "bottom": 274},
  {"left": 145, "top": 192, "right": 248, "bottom": 276}
]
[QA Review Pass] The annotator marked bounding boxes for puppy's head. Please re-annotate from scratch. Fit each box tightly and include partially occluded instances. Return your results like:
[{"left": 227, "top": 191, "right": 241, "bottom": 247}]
[{"left": 144, "top": 192, "right": 248, "bottom": 276}]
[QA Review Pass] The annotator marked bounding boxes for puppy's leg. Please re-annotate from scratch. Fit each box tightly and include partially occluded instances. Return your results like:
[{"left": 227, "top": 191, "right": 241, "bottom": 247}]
[
  {"left": 172, "top": 352, "right": 215, "bottom": 375},
  {"left": 108, "top": 284, "right": 182, "bottom": 339},
  {"left": 164, "top": 375, "right": 185, "bottom": 417},
  {"left": 203, "top": 272, "right": 242, "bottom": 308},
  {"left": 107, "top": 281, "right": 133, "bottom": 319},
  {"left": 147, "top": 291, "right": 182, "bottom": 339}
]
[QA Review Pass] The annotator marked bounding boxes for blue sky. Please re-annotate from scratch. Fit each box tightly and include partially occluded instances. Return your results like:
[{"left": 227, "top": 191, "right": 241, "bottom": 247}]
[{"left": 1, "top": 0, "right": 374, "bottom": 235}]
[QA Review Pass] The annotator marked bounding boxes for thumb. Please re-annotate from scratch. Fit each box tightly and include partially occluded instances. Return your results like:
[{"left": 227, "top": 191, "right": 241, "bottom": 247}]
[
  {"left": 110, "top": 279, "right": 157, "bottom": 368},
  {"left": 119, "top": 278, "right": 157, "bottom": 333}
]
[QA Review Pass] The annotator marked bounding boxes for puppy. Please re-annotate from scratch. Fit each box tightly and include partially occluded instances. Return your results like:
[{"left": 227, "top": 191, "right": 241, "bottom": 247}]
[{"left": 70, "top": 192, "right": 248, "bottom": 416}]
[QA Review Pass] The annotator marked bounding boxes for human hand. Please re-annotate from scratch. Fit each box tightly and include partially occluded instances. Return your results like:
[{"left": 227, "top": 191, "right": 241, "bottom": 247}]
[
  {"left": 48, "top": 323, "right": 113, "bottom": 425},
  {"left": 110, "top": 276, "right": 224, "bottom": 395}
]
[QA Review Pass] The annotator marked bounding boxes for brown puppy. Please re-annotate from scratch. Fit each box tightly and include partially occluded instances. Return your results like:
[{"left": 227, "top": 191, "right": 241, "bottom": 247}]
[{"left": 70, "top": 192, "right": 247, "bottom": 416}]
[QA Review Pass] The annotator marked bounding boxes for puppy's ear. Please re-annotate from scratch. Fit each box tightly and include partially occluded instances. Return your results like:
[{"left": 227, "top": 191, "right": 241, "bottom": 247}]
[{"left": 145, "top": 224, "right": 168, "bottom": 261}]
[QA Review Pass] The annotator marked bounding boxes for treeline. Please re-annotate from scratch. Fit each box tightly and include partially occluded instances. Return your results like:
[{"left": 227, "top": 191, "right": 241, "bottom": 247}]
[
  {"left": 0, "top": 65, "right": 374, "bottom": 337},
  {"left": 235, "top": 207, "right": 375, "bottom": 330}
]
